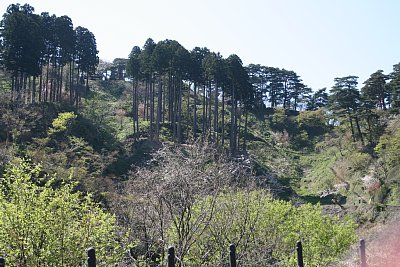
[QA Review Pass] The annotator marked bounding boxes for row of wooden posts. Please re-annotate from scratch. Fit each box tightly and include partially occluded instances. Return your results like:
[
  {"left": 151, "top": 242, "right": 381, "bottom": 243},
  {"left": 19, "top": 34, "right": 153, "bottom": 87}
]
[{"left": 0, "top": 239, "right": 368, "bottom": 267}]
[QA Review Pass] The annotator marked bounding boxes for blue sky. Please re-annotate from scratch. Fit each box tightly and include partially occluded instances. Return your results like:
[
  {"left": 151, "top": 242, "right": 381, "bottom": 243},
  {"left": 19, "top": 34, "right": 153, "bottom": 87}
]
[{"left": 1, "top": 0, "right": 400, "bottom": 90}]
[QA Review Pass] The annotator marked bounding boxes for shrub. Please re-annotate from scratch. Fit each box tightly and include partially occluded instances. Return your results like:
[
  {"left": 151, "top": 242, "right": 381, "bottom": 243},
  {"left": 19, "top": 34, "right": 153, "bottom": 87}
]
[
  {"left": 0, "top": 160, "right": 124, "bottom": 266},
  {"left": 172, "top": 190, "right": 357, "bottom": 266}
]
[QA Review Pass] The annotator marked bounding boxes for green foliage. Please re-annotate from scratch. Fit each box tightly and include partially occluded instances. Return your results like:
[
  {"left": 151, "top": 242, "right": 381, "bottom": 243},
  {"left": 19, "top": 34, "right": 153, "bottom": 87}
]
[
  {"left": 296, "top": 109, "right": 329, "bottom": 137},
  {"left": 0, "top": 160, "right": 124, "bottom": 266},
  {"left": 375, "top": 127, "right": 400, "bottom": 168},
  {"left": 171, "top": 190, "right": 357, "bottom": 266},
  {"left": 269, "top": 108, "right": 296, "bottom": 133},
  {"left": 349, "top": 152, "right": 372, "bottom": 172},
  {"left": 48, "top": 112, "right": 77, "bottom": 135}
]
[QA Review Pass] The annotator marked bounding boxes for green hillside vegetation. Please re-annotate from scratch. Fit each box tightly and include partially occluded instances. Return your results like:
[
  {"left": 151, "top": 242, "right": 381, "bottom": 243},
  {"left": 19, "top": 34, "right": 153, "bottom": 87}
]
[{"left": 1, "top": 3, "right": 400, "bottom": 266}]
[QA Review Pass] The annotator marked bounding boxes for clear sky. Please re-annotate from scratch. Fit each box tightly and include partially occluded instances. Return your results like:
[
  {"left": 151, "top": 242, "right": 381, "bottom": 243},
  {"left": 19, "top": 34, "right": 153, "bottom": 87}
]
[{"left": 1, "top": 0, "right": 400, "bottom": 90}]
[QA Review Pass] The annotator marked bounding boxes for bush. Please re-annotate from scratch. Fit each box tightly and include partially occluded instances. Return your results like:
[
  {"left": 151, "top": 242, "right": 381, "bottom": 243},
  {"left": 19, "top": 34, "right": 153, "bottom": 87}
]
[
  {"left": 0, "top": 160, "right": 124, "bottom": 266},
  {"left": 173, "top": 190, "right": 357, "bottom": 266},
  {"left": 297, "top": 110, "right": 329, "bottom": 137}
]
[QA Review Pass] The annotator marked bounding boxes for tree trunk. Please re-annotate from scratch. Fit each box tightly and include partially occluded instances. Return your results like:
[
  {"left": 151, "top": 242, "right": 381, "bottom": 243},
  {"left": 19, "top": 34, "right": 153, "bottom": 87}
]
[
  {"left": 32, "top": 76, "right": 36, "bottom": 104},
  {"left": 150, "top": 77, "right": 155, "bottom": 140},
  {"left": 86, "top": 73, "right": 89, "bottom": 94},
  {"left": 144, "top": 79, "right": 148, "bottom": 121},
  {"left": 208, "top": 82, "right": 212, "bottom": 138},
  {"left": 177, "top": 79, "right": 182, "bottom": 143},
  {"left": 10, "top": 75, "right": 15, "bottom": 102},
  {"left": 193, "top": 83, "right": 197, "bottom": 139},
  {"left": 186, "top": 82, "right": 191, "bottom": 141},
  {"left": 221, "top": 85, "right": 225, "bottom": 147},
  {"left": 27, "top": 76, "right": 31, "bottom": 104},
  {"left": 162, "top": 76, "right": 167, "bottom": 124},
  {"left": 354, "top": 115, "right": 364, "bottom": 146},
  {"left": 237, "top": 102, "right": 241, "bottom": 154},
  {"left": 132, "top": 80, "right": 136, "bottom": 138},
  {"left": 202, "top": 84, "right": 206, "bottom": 141},
  {"left": 76, "top": 66, "right": 80, "bottom": 107},
  {"left": 230, "top": 85, "right": 236, "bottom": 156},
  {"left": 214, "top": 82, "right": 219, "bottom": 144},
  {"left": 367, "top": 115, "right": 373, "bottom": 147},
  {"left": 156, "top": 79, "right": 163, "bottom": 139},
  {"left": 22, "top": 74, "right": 27, "bottom": 105},
  {"left": 348, "top": 111, "right": 356, "bottom": 143},
  {"left": 243, "top": 109, "right": 248, "bottom": 151},
  {"left": 45, "top": 61, "right": 50, "bottom": 102},
  {"left": 69, "top": 61, "right": 73, "bottom": 104}
]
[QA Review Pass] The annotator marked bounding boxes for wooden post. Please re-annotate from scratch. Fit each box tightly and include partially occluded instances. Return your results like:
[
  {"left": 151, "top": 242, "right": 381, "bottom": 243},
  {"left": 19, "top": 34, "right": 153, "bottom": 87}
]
[
  {"left": 0, "top": 257, "right": 5, "bottom": 267},
  {"left": 87, "top": 247, "right": 96, "bottom": 267},
  {"left": 229, "top": 244, "right": 237, "bottom": 267},
  {"left": 296, "top": 241, "right": 304, "bottom": 267},
  {"left": 360, "top": 239, "right": 367, "bottom": 267},
  {"left": 167, "top": 246, "right": 175, "bottom": 267}
]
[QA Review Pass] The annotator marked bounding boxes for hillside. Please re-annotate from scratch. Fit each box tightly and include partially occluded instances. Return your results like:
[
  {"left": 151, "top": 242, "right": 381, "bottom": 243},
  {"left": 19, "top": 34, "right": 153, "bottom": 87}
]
[{"left": 1, "top": 75, "right": 400, "bottom": 265}]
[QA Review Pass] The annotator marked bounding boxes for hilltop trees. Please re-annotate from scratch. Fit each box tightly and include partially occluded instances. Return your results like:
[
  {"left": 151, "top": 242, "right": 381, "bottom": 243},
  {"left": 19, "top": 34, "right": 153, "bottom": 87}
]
[
  {"left": 4, "top": 3, "right": 400, "bottom": 153},
  {"left": 0, "top": 3, "right": 98, "bottom": 106},
  {"left": 0, "top": 4, "right": 42, "bottom": 103},
  {"left": 362, "top": 70, "right": 389, "bottom": 110},
  {"left": 246, "top": 64, "right": 309, "bottom": 111},
  {"left": 125, "top": 38, "right": 318, "bottom": 154},
  {"left": 329, "top": 76, "right": 364, "bottom": 144},
  {"left": 127, "top": 40, "right": 223, "bottom": 152}
]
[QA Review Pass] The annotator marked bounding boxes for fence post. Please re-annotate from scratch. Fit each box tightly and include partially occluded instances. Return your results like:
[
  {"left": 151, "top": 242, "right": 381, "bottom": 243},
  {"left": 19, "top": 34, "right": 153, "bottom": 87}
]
[
  {"left": 167, "top": 246, "right": 175, "bottom": 267},
  {"left": 296, "top": 241, "right": 304, "bottom": 267},
  {"left": 229, "top": 244, "right": 237, "bottom": 267},
  {"left": 0, "top": 257, "right": 5, "bottom": 267},
  {"left": 360, "top": 239, "right": 367, "bottom": 267},
  {"left": 87, "top": 247, "right": 96, "bottom": 267}
]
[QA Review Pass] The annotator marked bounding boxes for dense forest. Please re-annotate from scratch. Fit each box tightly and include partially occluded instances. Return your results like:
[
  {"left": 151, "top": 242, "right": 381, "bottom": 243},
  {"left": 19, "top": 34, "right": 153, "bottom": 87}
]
[{"left": 1, "top": 3, "right": 400, "bottom": 266}]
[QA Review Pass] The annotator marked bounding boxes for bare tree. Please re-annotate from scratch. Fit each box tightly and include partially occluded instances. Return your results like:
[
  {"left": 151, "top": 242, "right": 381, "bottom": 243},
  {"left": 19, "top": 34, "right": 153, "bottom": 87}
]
[{"left": 113, "top": 141, "right": 256, "bottom": 266}]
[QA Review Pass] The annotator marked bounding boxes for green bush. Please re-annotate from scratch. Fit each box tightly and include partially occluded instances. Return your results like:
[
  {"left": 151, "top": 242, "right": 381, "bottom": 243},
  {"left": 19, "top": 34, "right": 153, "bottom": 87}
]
[
  {"left": 375, "top": 128, "right": 400, "bottom": 168},
  {"left": 169, "top": 190, "right": 357, "bottom": 266},
  {"left": 0, "top": 160, "right": 124, "bottom": 266},
  {"left": 297, "top": 110, "right": 329, "bottom": 137}
]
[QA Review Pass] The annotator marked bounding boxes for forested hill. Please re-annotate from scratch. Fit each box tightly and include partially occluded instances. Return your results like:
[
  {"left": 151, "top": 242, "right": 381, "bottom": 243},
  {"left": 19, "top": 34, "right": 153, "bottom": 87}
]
[{"left": 1, "top": 3, "right": 400, "bottom": 266}]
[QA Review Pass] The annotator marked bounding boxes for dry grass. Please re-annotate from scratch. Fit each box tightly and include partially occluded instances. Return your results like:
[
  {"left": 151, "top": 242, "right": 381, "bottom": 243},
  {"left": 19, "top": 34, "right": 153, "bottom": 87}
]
[{"left": 337, "top": 212, "right": 400, "bottom": 267}]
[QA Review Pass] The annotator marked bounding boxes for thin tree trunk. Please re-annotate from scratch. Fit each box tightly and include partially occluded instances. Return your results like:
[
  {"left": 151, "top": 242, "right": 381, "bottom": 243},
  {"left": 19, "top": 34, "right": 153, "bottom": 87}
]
[
  {"left": 221, "top": 85, "right": 225, "bottom": 147},
  {"left": 27, "top": 76, "right": 31, "bottom": 104},
  {"left": 23, "top": 74, "right": 27, "bottom": 105},
  {"left": 193, "top": 83, "right": 197, "bottom": 139},
  {"left": 177, "top": 79, "right": 182, "bottom": 143},
  {"left": 202, "top": 84, "right": 206, "bottom": 141},
  {"left": 144, "top": 79, "right": 148, "bottom": 121},
  {"left": 367, "top": 115, "right": 373, "bottom": 147},
  {"left": 11, "top": 74, "right": 15, "bottom": 102},
  {"left": 243, "top": 109, "right": 248, "bottom": 151},
  {"left": 162, "top": 76, "right": 166, "bottom": 124},
  {"left": 132, "top": 80, "right": 136, "bottom": 138},
  {"left": 354, "top": 115, "right": 364, "bottom": 146},
  {"left": 208, "top": 82, "right": 212, "bottom": 138},
  {"left": 156, "top": 79, "right": 163, "bottom": 139},
  {"left": 186, "top": 82, "right": 191, "bottom": 141},
  {"left": 237, "top": 102, "right": 241, "bottom": 154},
  {"left": 86, "top": 73, "right": 89, "bottom": 93},
  {"left": 76, "top": 66, "right": 80, "bottom": 107},
  {"left": 230, "top": 85, "right": 236, "bottom": 156},
  {"left": 172, "top": 75, "right": 177, "bottom": 141},
  {"left": 69, "top": 62, "right": 73, "bottom": 104},
  {"left": 150, "top": 77, "right": 155, "bottom": 140},
  {"left": 214, "top": 82, "right": 219, "bottom": 144},
  {"left": 348, "top": 111, "right": 356, "bottom": 143},
  {"left": 32, "top": 76, "right": 36, "bottom": 104},
  {"left": 59, "top": 65, "right": 64, "bottom": 102},
  {"left": 136, "top": 82, "right": 140, "bottom": 136}
]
